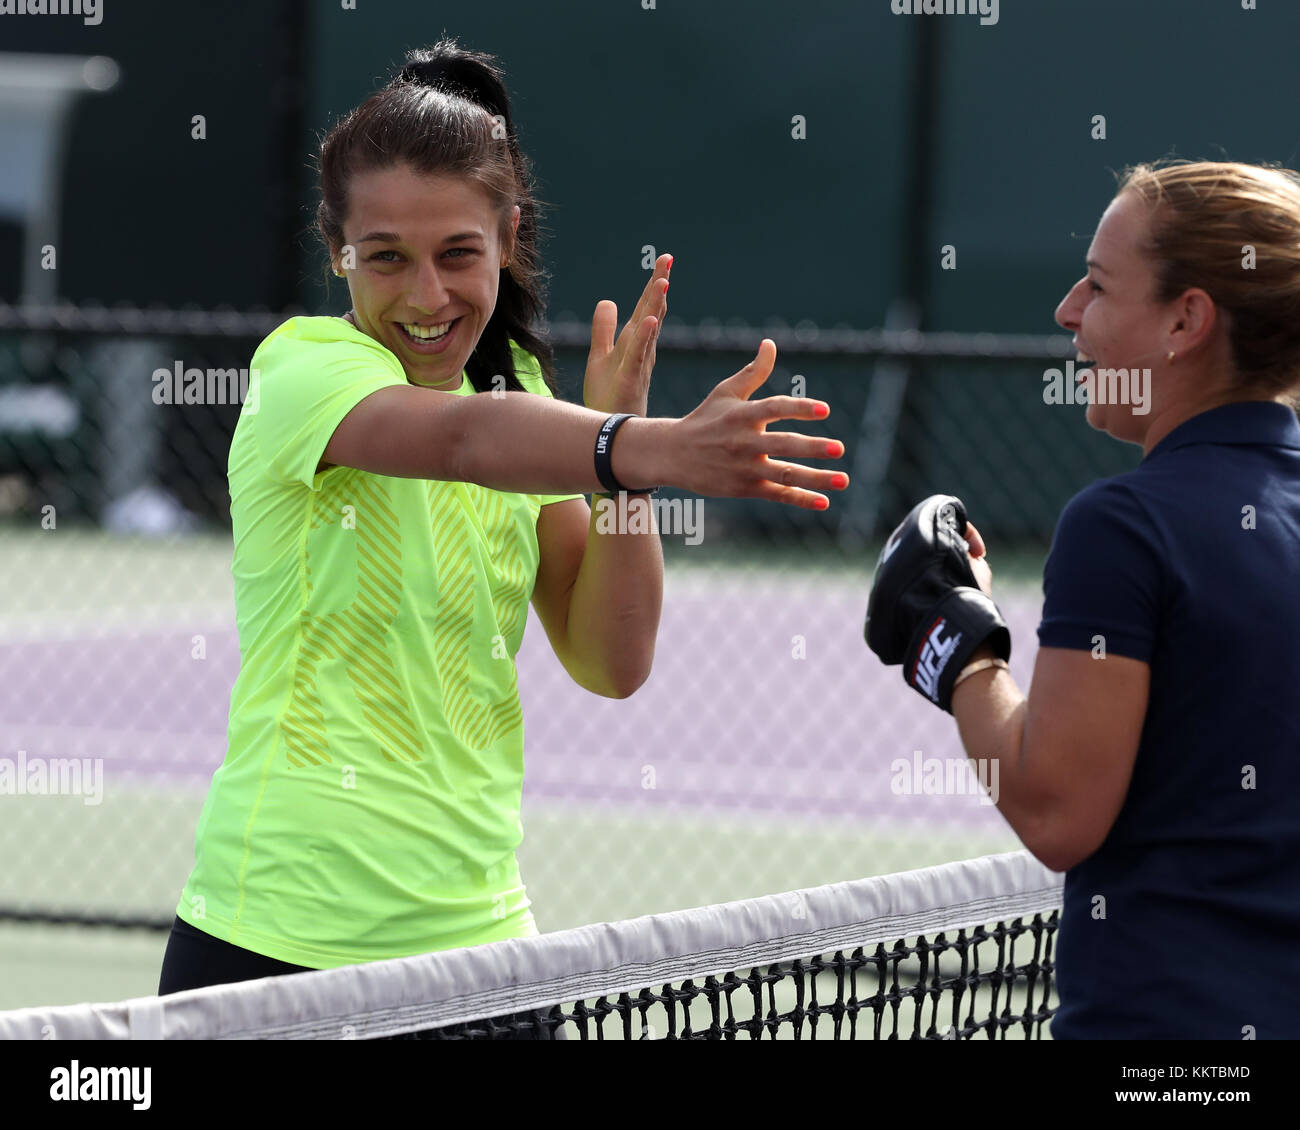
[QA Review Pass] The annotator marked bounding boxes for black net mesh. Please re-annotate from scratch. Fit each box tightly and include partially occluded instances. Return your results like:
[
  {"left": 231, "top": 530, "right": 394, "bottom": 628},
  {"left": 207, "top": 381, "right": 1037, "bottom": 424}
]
[{"left": 385, "top": 912, "right": 1058, "bottom": 1041}]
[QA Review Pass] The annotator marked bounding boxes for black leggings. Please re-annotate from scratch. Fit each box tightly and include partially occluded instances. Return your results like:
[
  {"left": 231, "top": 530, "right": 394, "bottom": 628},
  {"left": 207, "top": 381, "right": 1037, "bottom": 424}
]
[
  {"left": 156, "top": 916, "right": 564, "bottom": 1039},
  {"left": 158, "top": 916, "right": 312, "bottom": 994}
]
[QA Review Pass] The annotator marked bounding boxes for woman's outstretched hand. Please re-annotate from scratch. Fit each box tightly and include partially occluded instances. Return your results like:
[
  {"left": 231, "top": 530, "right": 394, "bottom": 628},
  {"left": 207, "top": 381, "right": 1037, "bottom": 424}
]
[
  {"left": 583, "top": 254, "right": 672, "bottom": 417},
  {"left": 665, "top": 338, "right": 849, "bottom": 510}
]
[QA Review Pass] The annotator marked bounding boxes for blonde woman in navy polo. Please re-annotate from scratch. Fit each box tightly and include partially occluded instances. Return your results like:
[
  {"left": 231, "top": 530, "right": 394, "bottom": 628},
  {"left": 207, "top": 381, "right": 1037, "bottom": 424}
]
[{"left": 867, "top": 160, "right": 1300, "bottom": 1038}]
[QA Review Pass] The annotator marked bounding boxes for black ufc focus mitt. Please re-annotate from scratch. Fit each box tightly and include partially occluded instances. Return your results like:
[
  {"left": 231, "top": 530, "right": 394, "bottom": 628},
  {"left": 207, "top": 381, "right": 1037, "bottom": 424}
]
[{"left": 864, "top": 495, "right": 1010, "bottom": 713}]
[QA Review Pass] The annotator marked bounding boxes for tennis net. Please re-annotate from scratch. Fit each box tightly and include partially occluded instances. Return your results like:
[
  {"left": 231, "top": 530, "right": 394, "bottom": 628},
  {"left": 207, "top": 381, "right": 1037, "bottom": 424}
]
[{"left": 0, "top": 850, "right": 1062, "bottom": 1041}]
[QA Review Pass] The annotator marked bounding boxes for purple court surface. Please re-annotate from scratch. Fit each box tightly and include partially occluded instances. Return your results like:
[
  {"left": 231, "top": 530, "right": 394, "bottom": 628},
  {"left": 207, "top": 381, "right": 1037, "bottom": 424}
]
[{"left": 0, "top": 577, "right": 1044, "bottom": 835}]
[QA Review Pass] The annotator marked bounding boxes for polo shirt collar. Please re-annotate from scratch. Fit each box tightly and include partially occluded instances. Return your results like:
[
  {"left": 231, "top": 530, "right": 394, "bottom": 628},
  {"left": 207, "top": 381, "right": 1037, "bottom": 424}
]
[{"left": 1144, "top": 400, "right": 1300, "bottom": 461}]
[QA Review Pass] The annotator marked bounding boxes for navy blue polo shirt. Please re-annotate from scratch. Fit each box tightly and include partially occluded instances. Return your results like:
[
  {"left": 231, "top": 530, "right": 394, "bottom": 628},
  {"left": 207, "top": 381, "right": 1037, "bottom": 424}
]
[{"left": 1038, "top": 400, "right": 1300, "bottom": 1040}]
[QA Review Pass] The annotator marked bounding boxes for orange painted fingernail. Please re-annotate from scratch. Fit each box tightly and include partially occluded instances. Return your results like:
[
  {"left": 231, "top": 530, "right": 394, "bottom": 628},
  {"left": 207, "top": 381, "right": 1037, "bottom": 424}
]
[
  {"left": 831, "top": 472, "right": 849, "bottom": 489},
  {"left": 813, "top": 402, "right": 830, "bottom": 418},
  {"left": 814, "top": 496, "right": 830, "bottom": 510},
  {"left": 666, "top": 255, "right": 674, "bottom": 268},
  {"left": 826, "top": 441, "right": 843, "bottom": 457}
]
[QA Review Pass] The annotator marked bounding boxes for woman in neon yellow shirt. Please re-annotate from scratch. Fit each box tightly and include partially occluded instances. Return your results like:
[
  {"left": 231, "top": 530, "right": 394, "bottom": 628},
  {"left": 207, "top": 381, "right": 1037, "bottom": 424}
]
[{"left": 159, "top": 40, "right": 846, "bottom": 1014}]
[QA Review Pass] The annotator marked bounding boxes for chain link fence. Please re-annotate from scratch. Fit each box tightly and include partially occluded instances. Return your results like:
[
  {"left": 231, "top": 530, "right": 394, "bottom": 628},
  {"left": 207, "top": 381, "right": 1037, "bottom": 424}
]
[{"left": 0, "top": 304, "right": 1138, "bottom": 1003}]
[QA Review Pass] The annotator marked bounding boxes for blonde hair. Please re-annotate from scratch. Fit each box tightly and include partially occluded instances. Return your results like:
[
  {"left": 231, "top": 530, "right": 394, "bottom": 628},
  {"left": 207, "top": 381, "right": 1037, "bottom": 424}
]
[{"left": 1117, "top": 160, "right": 1300, "bottom": 397}]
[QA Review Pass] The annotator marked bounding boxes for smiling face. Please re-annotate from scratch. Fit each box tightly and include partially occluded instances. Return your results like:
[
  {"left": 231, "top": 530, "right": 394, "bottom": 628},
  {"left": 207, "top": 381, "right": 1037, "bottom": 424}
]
[
  {"left": 332, "top": 164, "right": 519, "bottom": 389},
  {"left": 1054, "top": 190, "right": 1170, "bottom": 442}
]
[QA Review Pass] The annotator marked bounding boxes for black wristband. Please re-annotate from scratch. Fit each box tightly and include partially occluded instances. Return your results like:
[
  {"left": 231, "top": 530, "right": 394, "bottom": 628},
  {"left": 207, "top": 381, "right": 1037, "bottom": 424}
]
[{"left": 594, "top": 413, "right": 656, "bottom": 495}]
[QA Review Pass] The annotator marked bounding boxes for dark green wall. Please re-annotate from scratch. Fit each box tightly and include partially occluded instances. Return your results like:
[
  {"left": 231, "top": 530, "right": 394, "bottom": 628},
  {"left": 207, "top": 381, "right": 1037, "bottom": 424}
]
[
  {"left": 9, "top": 0, "right": 1300, "bottom": 538},
  {"left": 15, "top": 0, "right": 1300, "bottom": 335},
  {"left": 2, "top": 0, "right": 302, "bottom": 308},
  {"left": 303, "top": 0, "right": 910, "bottom": 328},
  {"left": 305, "top": 0, "right": 1300, "bottom": 337},
  {"left": 924, "top": 0, "right": 1300, "bottom": 333}
]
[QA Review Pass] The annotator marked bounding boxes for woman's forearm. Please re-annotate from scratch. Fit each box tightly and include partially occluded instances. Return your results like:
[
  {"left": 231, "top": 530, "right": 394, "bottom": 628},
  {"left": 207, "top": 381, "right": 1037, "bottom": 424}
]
[
  {"left": 952, "top": 659, "right": 1056, "bottom": 859},
  {"left": 561, "top": 494, "right": 664, "bottom": 698},
  {"left": 449, "top": 392, "right": 670, "bottom": 494},
  {"left": 325, "top": 357, "right": 843, "bottom": 508}
]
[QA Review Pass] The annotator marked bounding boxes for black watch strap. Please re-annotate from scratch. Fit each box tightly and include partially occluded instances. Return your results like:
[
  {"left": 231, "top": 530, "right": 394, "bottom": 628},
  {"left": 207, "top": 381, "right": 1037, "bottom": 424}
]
[{"left": 594, "top": 414, "right": 657, "bottom": 494}]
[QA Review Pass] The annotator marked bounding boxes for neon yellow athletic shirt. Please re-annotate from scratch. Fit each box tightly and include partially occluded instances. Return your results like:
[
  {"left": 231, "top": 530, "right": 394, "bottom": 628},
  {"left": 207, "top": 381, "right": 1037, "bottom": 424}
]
[{"left": 176, "top": 316, "right": 581, "bottom": 968}]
